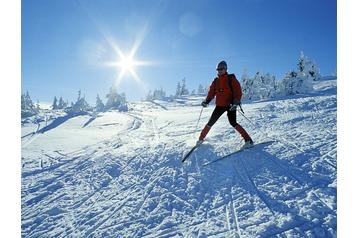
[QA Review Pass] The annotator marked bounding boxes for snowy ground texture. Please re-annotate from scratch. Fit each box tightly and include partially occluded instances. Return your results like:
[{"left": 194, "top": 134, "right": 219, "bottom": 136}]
[{"left": 21, "top": 78, "right": 337, "bottom": 238}]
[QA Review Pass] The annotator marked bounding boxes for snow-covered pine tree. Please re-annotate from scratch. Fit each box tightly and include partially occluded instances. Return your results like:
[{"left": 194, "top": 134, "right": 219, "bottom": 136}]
[
  {"left": 158, "top": 88, "right": 166, "bottom": 99},
  {"left": 308, "top": 63, "right": 320, "bottom": 81},
  {"left": 95, "top": 94, "right": 105, "bottom": 112},
  {"left": 147, "top": 88, "right": 167, "bottom": 101},
  {"left": 105, "top": 86, "right": 128, "bottom": 111},
  {"left": 298, "top": 52, "right": 306, "bottom": 73},
  {"left": 52, "top": 96, "right": 58, "bottom": 110},
  {"left": 118, "top": 93, "right": 128, "bottom": 111},
  {"left": 21, "top": 91, "right": 39, "bottom": 118},
  {"left": 241, "top": 71, "right": 278, "bottom": 101},
  {"left": 65, "top": 90, "right": 92, "bottom": 114},
  {"left": 241, "top": 70, "right": 254, "bottom": 100},
  {"left": 197, "top": 84, "right": 206, "bottom": 95},
  {"left": 180, "top": 78, "right": 190, "bottom": 96},
  {"left": 175, "top": 82, "right": 182, "bottom": 98},
  {"left": 280, "top": 69, "right": 313, "bottom": 96},
  {"left": 146, "top": 90, "right": 153, "bottom": 101},
  {"left": 105, "top": 86, "right": 118, "bottom": 109},
  {"left": 77, "top": 90, "right": 82, "bottom": 102},
  {"left": 298, "top": 51, "right": 321, "bottom": 81},
  {"left": 251, "top": 72, "right": 267, "bottom": 100},
  {"left": 36, "top": 100, "right": 41, "bottom": 110},
  {"left": 58, "top": 96, "right": 67, "bottom": 109},
  {"left": 259, "top": 73, "right": 278, "bottom": 99}
]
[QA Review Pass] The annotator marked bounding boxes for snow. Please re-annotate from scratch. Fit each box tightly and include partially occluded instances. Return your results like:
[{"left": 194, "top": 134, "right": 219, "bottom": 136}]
[{"left": 21, "top": 78, "right": 337, "bottom": 237}]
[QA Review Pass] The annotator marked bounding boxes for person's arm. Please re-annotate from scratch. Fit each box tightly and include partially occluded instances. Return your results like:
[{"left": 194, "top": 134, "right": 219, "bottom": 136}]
[{"left": 204, "top": 78, "right": 216, "bottom": 104}]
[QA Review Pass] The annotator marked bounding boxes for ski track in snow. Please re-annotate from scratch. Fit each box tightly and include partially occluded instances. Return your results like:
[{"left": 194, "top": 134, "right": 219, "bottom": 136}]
[{"left": 22, "top": 80, "right": 337, "bottom": 237}]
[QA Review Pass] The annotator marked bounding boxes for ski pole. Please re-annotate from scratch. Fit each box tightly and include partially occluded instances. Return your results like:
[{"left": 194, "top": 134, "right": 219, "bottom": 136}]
[
  {"left": 238, "top": 103, "right": 245, "bottom": 114},
  {"left": 195, "top": 107, "right": 204, "bottom": 132}
]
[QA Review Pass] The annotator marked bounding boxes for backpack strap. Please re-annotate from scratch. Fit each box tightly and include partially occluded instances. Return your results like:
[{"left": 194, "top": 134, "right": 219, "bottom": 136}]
[
  {"left": 213, "top": 77, "right": 218, "bottom": 93},
  {"left": 227, "top": 74, "right": 235, "bottom": 104}
]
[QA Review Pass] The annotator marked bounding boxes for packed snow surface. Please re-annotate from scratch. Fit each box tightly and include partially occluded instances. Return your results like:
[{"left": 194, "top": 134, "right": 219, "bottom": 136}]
[{"left": 22, "top": 79, "right": 337, "bottom": 237}]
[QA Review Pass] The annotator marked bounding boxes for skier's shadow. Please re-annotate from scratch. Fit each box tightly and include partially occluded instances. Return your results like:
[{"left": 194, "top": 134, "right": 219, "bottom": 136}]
[
  {"left": 202, "top": 141, "right": 334, "bottom": 210},
  {"left": 186, "top": 141, "right": 336, "bottom": 236}
]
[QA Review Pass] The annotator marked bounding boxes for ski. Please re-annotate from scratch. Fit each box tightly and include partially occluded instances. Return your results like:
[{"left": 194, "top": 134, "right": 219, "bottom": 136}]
[
  {"left": 182, "top": 144, "right": 200, "bottom": 163},
  {"left": 202, "top": 141, "right": 274, "bottom": 166}
]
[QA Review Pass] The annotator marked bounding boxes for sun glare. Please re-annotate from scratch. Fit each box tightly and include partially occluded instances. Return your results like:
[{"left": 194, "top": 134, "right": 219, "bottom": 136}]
[
  {"left": 104, "top": 37, "right": 152, "bottom": 86},
  {"left": 118, "top": 56, "right": 135, "bottom": 73}
]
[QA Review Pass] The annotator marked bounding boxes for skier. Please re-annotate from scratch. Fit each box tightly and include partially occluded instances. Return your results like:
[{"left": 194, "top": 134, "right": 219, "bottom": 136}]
[{"left": 197, "top": 60, "right": 254, "bottom": 149}]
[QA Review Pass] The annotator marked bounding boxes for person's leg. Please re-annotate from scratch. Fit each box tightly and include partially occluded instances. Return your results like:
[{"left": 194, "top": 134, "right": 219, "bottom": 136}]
[
  {"left": 199, "top": 106, "right": 226, "bottom": 141},
  {"left": 227, "top": 109, "right": 252, "bottom": 141}
]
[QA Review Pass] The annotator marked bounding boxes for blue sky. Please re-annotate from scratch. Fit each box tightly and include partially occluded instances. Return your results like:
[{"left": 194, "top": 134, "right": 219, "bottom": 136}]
[{"left": 22, "top": 0, "right": 337, "bottom": 103}]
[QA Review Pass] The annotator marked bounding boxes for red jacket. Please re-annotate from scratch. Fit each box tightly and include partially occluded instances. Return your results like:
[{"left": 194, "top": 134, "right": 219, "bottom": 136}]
[{"left": 205, "top": 73, "right": 243, "bottom": 107}]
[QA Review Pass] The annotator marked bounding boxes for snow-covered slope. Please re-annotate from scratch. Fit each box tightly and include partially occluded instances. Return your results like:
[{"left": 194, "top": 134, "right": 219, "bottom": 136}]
[{"left": 21, "top": 78, "right": 337, "bottom": 237}]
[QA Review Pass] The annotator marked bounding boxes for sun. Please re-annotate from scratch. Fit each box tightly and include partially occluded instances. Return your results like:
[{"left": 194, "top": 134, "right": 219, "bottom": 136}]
[
  {"left": 118, "top": 56, "right": 135, "bottom": 73},
  {"left": 114, "top": 54, "right": 144, "bottom": 84},
  {"left": 104, "top": 38, "right": 152, "bottom": 86}
]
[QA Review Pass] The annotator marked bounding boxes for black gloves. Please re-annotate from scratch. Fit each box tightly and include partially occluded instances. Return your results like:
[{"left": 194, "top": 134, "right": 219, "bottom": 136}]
[
  {"left": 229, "top": 101, "right": 241, "bottom": 111},
  {"left": 201, "top": 101, "right": 209, "bottom": 107}
]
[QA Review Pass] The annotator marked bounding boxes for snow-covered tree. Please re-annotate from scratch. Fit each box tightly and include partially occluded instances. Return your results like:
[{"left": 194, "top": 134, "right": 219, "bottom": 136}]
[
  {"left": 51, "top": 96, "right": 58, "bottom": 110},
  {"left": 241, "top": 71, "right": 253, "bottom": 100},
  {"left": 21, "top": 91, "right": 39, "bottom": 118},
  {"left": 147, "top": 87, "right": 167, "bottom": 101},
  {"left": 241, "top": 71, "right": 279, "bottom": 101},
  {"left": 65, "top": 90, "right": 92, "bottom": 114},
  {"left": 259, "top": 73, "right": 279, "bottom": 99},
  {"left": 118, "top": 93, "right": 128, "bottom": 111},
  {"left": 280, "top": 69, "right": 313, "bottom": 96},
  {"left": 175, "top": 78, "right": 190, "bottom": 97},
  {"left": 77, "top": 90, "right": 82, "bottom": 102},
  {"left": 298, "top": 51, "right": 321, "bottom": 81},
  {"left": 105, "top": 86, "right": 128, "bottom": 111},
  {"left": 146, "top": 90, "right": 153, "bottom": 101},
  {"left": 180, "top": 78, "right": 190, "bottom": 96},
  {"left": 175, "top": 82, "right": 182, "bottom": 97},
  {"left": 36, "top": 100, "right": 41, "bottom": 111},
  {"left": 95, "top": 94, "right": 105, "bottom": 112},
  {"left": 146, "top": 88, "right": 167, "bottom": 101},
  {"left": 197, "top": 84, "right": 206, "bottom": 95},
  {"left": 57, "top": 96, "right": 67, "bottom": 109}
]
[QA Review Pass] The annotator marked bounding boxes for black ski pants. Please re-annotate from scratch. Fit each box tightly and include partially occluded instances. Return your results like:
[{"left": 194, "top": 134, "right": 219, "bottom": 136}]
[{"left": 207, "top": 106, "right": 239, "bottom": 128}]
